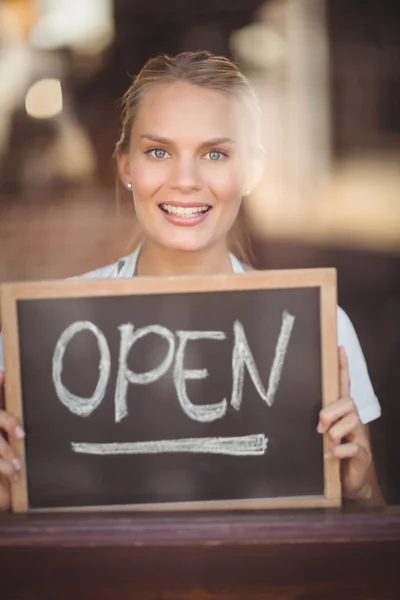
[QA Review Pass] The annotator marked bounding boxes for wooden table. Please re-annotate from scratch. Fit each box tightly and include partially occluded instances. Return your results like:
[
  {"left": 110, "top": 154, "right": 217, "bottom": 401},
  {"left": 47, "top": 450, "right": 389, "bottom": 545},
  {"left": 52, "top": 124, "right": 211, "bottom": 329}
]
[{"left": 1, "top": 507, "right": 399, "bottom": 599}]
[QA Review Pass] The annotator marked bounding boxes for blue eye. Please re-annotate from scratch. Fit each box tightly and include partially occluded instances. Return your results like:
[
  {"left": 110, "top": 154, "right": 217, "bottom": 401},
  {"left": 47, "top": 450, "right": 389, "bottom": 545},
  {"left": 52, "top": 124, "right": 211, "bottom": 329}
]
[
  {"left": 147, "top": 148, "right": 168, "bottom": 159},
  {"left": 205, "top": 150, "right": 226, "bottom": 161}
]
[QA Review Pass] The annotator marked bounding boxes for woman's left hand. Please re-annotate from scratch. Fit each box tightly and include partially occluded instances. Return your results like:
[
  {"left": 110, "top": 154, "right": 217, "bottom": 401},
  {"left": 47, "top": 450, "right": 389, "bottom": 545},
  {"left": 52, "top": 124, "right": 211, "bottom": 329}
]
[{"left": 317, "top": 347, "right": 372, "bottom": 500}]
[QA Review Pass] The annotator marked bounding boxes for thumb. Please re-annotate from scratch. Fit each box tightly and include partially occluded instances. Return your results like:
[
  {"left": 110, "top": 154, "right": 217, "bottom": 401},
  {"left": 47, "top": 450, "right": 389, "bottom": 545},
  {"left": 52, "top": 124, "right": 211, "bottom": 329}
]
[{"left": 338, "top": 346, "right": 351, "bottom": 398}]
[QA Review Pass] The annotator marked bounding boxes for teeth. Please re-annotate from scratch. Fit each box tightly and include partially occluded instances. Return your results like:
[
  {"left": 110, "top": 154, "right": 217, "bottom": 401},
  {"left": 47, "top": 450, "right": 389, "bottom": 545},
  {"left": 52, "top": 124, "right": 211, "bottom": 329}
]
[{"left": 160, "top": 204, "right": 209, "bottom": 217}]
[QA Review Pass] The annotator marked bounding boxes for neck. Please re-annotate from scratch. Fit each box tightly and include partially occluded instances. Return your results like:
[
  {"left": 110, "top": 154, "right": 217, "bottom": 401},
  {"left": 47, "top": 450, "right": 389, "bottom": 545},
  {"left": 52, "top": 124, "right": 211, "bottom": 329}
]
[{"left": 136, "top": 240, "right": 234, "bottom": 277}]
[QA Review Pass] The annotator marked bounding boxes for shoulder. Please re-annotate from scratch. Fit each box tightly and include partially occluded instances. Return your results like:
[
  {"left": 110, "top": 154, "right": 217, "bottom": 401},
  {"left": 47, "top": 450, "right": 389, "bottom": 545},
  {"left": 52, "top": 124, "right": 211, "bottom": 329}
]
[
  {"left": 238, "top": 268, "right": 381, "bottom": 424},
  {"left": 336, "top": 306, "right": 381, "bottom": 424},
  {"left": 0, "top": 251, "right": 138, "bottom": 372}
]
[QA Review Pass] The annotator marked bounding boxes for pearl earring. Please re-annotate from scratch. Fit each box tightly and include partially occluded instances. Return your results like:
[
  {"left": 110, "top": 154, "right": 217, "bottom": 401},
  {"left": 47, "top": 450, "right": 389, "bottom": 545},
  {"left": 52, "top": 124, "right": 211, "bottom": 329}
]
[
  {"left": 126, "top": 182, "right": 132, "bottom": 190},
  {"left": 244, "top": 189, "right": 251, "bottom": 196}
]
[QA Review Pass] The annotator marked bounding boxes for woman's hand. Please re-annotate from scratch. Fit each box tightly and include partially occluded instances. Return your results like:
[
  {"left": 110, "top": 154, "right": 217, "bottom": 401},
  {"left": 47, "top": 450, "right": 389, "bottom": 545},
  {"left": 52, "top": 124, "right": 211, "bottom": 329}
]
[
  {"left": 0, "top": 371, "right": 25, "bottom": 511},
  {"left": 317, "top": 347, "right": 373, "bottom": 500}
]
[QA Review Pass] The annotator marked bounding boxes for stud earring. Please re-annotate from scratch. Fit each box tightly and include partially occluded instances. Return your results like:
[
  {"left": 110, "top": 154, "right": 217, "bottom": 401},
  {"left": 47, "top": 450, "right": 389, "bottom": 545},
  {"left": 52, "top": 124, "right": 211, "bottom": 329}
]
[
  {"left": 126, "top": 182, "right": 132, "bottom": 190},
  {"left": 244, "top": 189, "right": 251, "bottom": 196}
]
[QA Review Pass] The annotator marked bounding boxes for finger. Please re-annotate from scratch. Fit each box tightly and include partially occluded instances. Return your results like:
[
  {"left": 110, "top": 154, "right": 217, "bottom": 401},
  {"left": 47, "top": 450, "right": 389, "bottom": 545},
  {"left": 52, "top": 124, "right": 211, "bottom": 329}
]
[
  {"left": 318, "top": 397, "right": 355, "bottom": 433},
  {"left": 0, "top": 433, "right": 21, "bottom": 464},
  {"left": 325, "top": 442, "right": 359, "bottom": 460},
  {"left": 327, "top": 412, "right": 362, "bottom": 445},
  {"left": 0, "top": 410, "right": 25, "bottom": 439},
  {"left": 339, "top": 346, "right": 351, "bottom": 399},
  {"left": 0, "top": 458, "right": 20, "bottom": 481}
]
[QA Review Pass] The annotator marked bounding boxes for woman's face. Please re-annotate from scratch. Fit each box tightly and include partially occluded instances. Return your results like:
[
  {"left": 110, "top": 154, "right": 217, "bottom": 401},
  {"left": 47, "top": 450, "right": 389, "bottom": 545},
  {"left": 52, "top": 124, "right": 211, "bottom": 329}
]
[{"left": 118, "top": 81, "right": 250, "bottom": 253}]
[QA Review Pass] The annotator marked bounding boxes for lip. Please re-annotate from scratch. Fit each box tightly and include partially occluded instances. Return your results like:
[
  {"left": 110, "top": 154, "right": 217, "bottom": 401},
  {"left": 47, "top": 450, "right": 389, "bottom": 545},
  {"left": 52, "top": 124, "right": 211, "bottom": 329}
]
[{"left": 158, "top": 204, "right": 212, "bottom": 227}]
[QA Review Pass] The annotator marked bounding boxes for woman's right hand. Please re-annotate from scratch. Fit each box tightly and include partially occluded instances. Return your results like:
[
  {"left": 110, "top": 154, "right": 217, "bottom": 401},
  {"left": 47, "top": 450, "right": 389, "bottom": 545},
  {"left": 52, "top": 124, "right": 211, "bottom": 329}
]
[{"left": 0, "top": 371, "right": 25, "bottom": 511}]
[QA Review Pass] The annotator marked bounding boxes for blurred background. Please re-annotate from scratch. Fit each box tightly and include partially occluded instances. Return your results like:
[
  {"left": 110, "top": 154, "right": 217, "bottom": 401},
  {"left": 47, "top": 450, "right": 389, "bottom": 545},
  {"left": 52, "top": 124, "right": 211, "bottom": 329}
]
[{"left": 0, "top": 0, "right": 399, "bottom": 502}]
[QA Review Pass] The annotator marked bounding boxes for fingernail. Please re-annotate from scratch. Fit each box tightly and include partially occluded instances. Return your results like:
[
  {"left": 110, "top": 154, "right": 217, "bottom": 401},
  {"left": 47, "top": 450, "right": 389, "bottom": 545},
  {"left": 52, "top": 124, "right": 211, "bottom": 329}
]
[
  {"left": 15, "top": 425, "right": 25, "bottom": 439},
  {"left": 324, "top": 451, "right": 333, "bottom": 460},
  {"left": 317, "top": 423, "right": 324, "bottom": 434},
  {"left": 12, "top": 458, "right": 22, "bottom": 471}
]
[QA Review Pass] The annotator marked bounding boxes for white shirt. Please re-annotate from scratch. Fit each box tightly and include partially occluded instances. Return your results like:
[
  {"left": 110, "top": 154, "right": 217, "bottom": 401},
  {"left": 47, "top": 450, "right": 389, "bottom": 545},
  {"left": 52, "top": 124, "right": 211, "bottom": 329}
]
[{"left": 0, "top": 248, "right": 381, "bottom": 424}]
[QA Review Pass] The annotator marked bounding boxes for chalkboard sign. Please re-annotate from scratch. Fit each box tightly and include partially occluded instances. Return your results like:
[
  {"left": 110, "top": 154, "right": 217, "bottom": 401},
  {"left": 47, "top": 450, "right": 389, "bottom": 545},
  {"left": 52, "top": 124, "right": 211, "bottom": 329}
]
[{"left": 1, "top": 269, "right": 340, "bottom": 512}]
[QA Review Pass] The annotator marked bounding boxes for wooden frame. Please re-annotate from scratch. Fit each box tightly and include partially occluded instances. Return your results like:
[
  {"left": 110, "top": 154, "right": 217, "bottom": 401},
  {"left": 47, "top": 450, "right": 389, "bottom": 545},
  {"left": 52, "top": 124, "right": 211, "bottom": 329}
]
[{"left": 1, "top": 267, "right": 340, "bottom": 512}]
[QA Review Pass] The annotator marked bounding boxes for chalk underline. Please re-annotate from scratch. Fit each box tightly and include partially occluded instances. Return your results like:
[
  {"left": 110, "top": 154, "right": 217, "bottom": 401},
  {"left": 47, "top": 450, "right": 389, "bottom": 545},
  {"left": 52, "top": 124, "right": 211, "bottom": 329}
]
[{"left": 71, "top": 434, "right": 268, "bottom": 456}]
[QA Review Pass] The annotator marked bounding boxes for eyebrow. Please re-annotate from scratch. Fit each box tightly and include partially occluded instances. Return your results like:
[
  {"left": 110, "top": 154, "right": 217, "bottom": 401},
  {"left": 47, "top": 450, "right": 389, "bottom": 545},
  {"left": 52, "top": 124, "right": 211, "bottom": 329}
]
[{"left": 140, "top": 134, "right": 236, "bottom": 146}]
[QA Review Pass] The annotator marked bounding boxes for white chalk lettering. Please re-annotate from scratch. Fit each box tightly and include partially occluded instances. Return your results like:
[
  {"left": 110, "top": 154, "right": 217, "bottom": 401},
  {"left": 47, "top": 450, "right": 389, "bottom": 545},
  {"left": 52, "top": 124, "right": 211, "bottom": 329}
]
[
  {"left": 53, "top": 312, "right": 296, "bottom": 423},
  {"left": 174, "top": 330, "right": 227, "bottom": 422},
  {"left": 52, "top": 321, "right": 111, "bottom": 417},
  {"left": 72, "top": 433, "right": 268, "bottom": 456},
  {"left": 231, "top": 311, "right": 295, "bottom": 410},
  {"left": 115, "top": 324, "right": 175, "bottom": 423},
  {"left": 265, "top": 310, "right": 296, "bottom": 406}
]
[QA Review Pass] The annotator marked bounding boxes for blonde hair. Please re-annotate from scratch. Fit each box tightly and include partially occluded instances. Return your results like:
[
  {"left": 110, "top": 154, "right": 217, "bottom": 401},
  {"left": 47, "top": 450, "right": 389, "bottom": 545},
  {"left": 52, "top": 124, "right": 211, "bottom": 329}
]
[{"left": 115, "top": 50, "right": 261, "bottom": 264}]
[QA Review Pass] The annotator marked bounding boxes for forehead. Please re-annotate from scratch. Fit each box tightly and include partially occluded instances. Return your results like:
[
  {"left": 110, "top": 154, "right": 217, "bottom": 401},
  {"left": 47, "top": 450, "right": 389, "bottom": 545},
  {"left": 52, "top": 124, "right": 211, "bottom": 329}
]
[{"left": 132, "top": 81, "right": 243, "bottom": 140}]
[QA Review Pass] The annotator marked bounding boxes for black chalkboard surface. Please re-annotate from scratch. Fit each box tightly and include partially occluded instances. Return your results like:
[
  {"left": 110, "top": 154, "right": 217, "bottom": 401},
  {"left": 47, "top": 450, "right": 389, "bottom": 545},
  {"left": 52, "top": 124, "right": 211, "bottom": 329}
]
[{"left": 1, "top": 269, "right": 340, "bottom": 512}]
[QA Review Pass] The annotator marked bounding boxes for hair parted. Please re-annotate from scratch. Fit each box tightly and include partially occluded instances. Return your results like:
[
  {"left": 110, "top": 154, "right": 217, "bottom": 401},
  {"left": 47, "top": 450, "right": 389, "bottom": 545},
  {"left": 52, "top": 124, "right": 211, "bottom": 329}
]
[{"left": 115, "top": 50, "right": 261, "bottom": 155}]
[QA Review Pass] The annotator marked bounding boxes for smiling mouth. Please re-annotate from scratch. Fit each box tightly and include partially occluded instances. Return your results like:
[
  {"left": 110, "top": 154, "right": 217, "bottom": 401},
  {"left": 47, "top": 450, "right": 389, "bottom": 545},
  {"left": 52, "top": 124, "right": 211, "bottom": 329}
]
[{"left": 159, "top": 204, "right": 211, "bottom": 218}]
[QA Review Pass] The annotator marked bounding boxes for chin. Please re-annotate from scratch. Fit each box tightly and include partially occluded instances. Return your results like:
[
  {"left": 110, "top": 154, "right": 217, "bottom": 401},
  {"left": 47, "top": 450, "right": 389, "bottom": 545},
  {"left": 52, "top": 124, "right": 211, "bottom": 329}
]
[
  {"left": 156, "top": 232, "right": 216, "bottom": 254},
  {"left": 163, "top": 239, "right": 210, "bottom": 253}
]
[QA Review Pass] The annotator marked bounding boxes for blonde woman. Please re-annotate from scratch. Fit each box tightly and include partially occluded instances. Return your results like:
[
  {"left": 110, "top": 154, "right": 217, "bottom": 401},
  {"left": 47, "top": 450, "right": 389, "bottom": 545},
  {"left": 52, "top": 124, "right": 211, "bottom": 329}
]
[{"left": 0, "top": 51, "right": 383, "bottom": 510}]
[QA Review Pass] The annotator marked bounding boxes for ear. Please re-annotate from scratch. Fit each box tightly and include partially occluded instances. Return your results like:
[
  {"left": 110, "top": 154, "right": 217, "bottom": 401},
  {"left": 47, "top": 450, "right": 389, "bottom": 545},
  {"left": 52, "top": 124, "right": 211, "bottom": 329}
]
[{"left": 116, "top": 151, "right": 131, "bottom": 186}]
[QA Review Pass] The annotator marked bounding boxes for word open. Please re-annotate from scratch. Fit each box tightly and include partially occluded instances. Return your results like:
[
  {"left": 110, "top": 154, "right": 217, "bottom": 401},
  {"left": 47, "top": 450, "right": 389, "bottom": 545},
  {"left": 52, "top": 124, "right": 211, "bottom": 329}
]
[{"left": 52, "top": 311, "right": 295, "bottom": 425}]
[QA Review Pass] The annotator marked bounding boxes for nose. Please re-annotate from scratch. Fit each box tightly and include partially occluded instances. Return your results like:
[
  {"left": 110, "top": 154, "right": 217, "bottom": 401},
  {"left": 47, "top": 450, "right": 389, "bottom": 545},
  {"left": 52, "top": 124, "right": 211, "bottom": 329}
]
[{"left": 169, "top": 156, "right": 201, "bottom": 193}]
